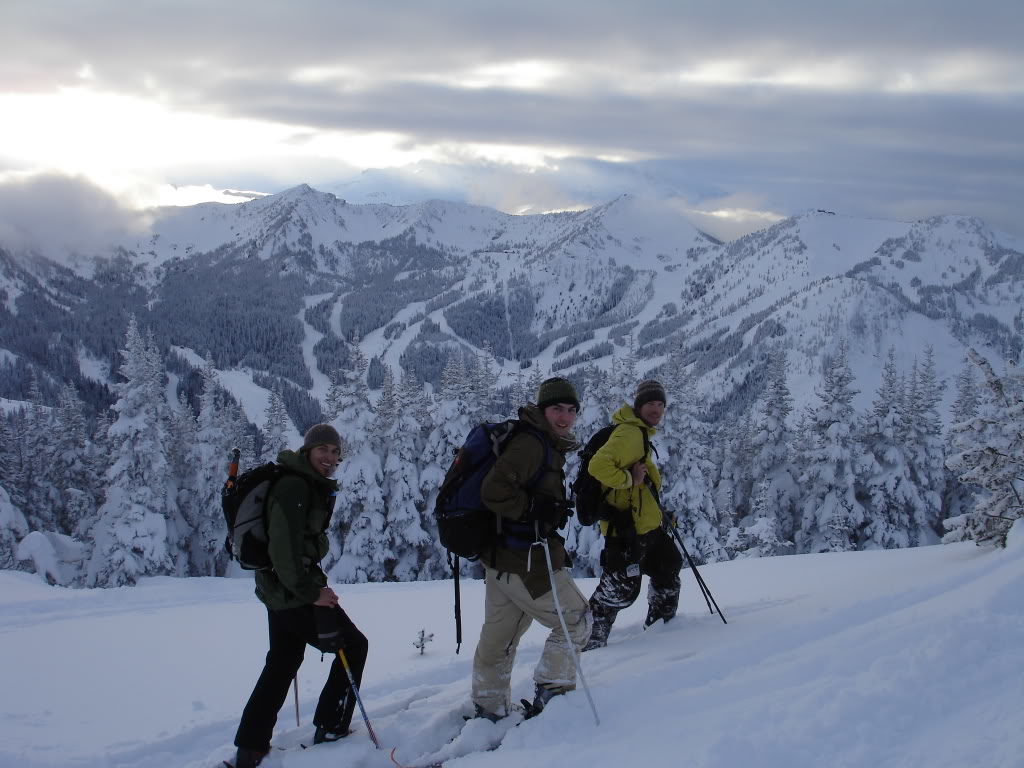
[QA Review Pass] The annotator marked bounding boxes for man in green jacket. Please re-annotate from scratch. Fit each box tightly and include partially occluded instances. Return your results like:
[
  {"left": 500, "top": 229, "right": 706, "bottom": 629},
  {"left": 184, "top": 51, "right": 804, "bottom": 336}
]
[
  {"left": 582, "top": 380, "right": 682, "bottom": 651},
  {"left": 232, "top": 424, "right": 368, "bottom": 768},
  {"left": 472, "top": 377, "right": 592, "bottom": 721}
]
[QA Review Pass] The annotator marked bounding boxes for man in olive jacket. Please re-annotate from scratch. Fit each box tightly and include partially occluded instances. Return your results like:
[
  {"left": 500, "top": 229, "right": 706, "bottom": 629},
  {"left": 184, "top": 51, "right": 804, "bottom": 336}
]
[
  {"left": 472, "top": 377, "right": 592, "bottom": 721},
  {"left": 232, "top": 424, "right": 368, "bottom": 768},
  {"left": 582, "top": 379, "right": 682, "bottom": 651}
]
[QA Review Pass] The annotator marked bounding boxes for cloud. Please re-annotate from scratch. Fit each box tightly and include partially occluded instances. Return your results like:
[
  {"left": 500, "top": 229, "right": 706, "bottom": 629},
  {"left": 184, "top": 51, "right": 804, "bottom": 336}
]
[
  {"left": 2, "top": 1, "right": 1022, "bottom": 238},
  {"left": 0, "top": 174, "right": 148, "bottom": 262}
]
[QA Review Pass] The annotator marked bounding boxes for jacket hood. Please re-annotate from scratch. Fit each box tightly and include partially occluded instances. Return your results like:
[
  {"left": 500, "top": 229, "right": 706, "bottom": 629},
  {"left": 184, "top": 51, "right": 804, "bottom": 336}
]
[
  {"left": 611, "top": 404, "right": 658, "bottom": 436},
  {"left": 520, "top": 404, "right": 580, "bottom": 454}
]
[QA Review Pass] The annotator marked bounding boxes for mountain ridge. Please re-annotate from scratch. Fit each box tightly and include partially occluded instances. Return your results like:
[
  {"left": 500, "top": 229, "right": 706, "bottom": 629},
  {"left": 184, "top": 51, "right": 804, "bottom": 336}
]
[{"left": 1, "top": 187, "right": 1021, "bottom": 435}]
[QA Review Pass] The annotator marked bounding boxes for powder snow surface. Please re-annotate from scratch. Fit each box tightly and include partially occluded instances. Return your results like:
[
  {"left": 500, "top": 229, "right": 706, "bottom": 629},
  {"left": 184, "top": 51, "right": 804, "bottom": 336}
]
[{"left": 2, "top": 529, "right": 1022, "bottom": 768}]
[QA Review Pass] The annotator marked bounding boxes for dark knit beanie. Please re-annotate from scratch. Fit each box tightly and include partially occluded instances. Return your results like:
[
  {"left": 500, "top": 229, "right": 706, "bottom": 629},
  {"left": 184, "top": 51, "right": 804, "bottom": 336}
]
[
  {"left": 633, "top": 379, "right": 667, "bottom": 413},
  {"left": 536, "top": 377, "right": 580, "bottom": 411},
  {"left": 301, "top": 423, "right": 342, "bottom": 453}
]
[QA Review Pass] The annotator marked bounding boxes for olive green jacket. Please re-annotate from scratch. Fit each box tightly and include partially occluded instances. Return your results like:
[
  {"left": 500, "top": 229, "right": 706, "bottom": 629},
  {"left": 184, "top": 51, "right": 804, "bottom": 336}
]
[
  {"left": 480, "top": 405, "right": 577, "bottom": 598},
  {"left": 589, "top": 405, "right": 663, "bottom": 537},
  {"left": 254, "top": 450, "right": 338, "bottom": 611}
]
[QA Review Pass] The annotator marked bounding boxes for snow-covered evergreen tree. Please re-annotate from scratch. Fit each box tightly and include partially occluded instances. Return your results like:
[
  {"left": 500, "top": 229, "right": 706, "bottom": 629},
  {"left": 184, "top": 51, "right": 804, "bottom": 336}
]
[
  {"left": 796, "top": 341, "right": 869, "bottom": 553},
  {"left": 0, "top": 483, "right": 29, "bottom": 570},
  {"left": 49, "top": 384, "right": 96, "bottom": 544},
  {"left": 858, "top": 347, "right": 918, "bottom": 549},
  {"left": 944, "top": 350, "right": 1023, "bottom": 546},
  {"left": 660, "top": 348, "right": 724, "bottom": 564},
  {"left": 383, "top": 368, "right": 437, "bottom": 580},
  {"left": 330, "top": 345, "right": 388, "bottom": 582},
  {"left": 418, "top": 355, "right": 478, "bottom": 576},
  {"left": 730, "top": 479, "right": 793, "bottom": 558},
  {"left": 748, "top": 349, "right": 798, "bottom": 543},
  {"left": 260, "top": 388, "right": 289, "bottom": 462},
  {"left": 943, "top": 357, "right": 982, "bottom": 522},
  {"left": 182, "top": 356, "right": 234, "bottom": 575},
  {"left": 902, "top": 346, "right": 945, "bottom": 542},
  {"left": 85, "top": 317, "right": 177, "bottom": 587}
]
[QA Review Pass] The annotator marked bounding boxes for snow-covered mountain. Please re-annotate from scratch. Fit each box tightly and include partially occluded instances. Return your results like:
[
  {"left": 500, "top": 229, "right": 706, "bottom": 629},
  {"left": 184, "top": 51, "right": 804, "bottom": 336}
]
[{"left": 1, "top": 184, "right": 1020, "bottom": 431}]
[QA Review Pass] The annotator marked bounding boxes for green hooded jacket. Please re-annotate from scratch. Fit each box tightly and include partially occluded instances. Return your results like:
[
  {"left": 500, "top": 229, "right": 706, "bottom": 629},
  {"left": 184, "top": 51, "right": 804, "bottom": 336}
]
[
  {"left": 480, "top": 404, "right": 577, "bottom": 598},
  {"left": 588, "top": 404, "right": 663, "bottom": 537},
  {"left": 254, "top": 449, "right": 338, "bottom": 611}
]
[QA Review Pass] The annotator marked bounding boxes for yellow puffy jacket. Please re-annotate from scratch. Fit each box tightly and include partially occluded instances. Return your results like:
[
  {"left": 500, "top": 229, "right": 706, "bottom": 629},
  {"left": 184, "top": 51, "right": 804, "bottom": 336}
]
[{"left": 588, "top": 405, "right": 662, "bottom": 537}]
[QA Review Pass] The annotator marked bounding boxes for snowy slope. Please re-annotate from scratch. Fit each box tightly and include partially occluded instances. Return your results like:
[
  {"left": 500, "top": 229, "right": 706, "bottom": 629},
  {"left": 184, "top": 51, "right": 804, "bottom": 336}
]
[{"left": 2, "top": 523, "right": 1022, "bottom": 768}]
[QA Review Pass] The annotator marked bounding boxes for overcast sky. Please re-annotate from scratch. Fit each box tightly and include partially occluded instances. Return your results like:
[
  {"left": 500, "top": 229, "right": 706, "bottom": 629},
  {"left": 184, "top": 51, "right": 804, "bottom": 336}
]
[{"left": 1, "top": 0, "right": 1022, "bottom": 244}]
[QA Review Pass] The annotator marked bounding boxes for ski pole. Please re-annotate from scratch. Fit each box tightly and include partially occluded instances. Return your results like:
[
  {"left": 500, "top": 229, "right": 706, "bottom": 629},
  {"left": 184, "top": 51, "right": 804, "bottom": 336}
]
[
  {"left": 646, "top": 479, "right": 727, "bottom": 625},
  {"left": 539, "top": 536, "right": 600, "bottom": 726},
  {"left": 336, "top": 648, "right": 381, "bottom": 749},
  {"left": 293, "top": 677, "right": 300, "bottom": 727},
  {"left": 451, "top": 552, "right": 463, "bottom": 654}
]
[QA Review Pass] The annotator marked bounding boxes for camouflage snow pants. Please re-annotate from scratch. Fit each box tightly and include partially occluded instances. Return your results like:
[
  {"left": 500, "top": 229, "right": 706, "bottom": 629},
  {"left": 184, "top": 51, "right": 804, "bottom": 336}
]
[{"left": 585, "top": 527, "right": 682, "bottom": 650}]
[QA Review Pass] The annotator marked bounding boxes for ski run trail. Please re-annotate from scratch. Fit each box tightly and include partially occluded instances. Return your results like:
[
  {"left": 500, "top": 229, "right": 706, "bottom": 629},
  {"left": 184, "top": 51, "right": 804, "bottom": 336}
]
[{"left": 3, "top": 521, "right": 1022, "bottom": 768}]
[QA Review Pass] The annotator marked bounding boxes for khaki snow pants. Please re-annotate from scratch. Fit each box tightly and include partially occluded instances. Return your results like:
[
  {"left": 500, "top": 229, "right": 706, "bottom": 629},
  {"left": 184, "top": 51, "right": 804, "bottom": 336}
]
[{"left": 471, "top": 565, "right": 592, "bottom": 716}]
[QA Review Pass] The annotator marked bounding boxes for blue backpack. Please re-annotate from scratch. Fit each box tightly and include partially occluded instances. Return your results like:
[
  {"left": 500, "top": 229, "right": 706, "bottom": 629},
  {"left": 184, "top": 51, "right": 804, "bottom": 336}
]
[
  {"left": 434, "top": 419, "right": 550, "bottom": 560},
  {"left": 434, "top": 419, "right": 549, "bottom": 653}
]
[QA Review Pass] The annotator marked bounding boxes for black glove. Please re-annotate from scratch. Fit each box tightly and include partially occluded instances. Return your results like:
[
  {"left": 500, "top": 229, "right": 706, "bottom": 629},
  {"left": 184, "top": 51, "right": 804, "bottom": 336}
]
[
  {"left": 527, "top": 495, "right": 568, "bottom": 531},
  {"left": 313, "top": 606, "right": 346, "bottom": 653}
]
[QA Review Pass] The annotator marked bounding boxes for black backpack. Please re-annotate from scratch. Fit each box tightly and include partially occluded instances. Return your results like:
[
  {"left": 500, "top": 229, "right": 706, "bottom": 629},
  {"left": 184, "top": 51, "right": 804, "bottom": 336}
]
[
  {"left": 222, "top": 454, "right": 293, "bottom": 571},
  {"left": 571, "top": 424, "right": 651, "bottom": 526}
]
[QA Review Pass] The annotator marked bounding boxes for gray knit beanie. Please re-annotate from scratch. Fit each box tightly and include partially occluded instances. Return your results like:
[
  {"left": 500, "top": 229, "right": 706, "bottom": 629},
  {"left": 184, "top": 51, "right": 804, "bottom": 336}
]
[
  {"left": 301, "top": 423, "right": 342, "bottom": 453},
  {"left": 536, "top": 377, "right": 580, "bottom": 411},
  {"left": 633, "top": 379, "right": 667, "bottom": 413}
]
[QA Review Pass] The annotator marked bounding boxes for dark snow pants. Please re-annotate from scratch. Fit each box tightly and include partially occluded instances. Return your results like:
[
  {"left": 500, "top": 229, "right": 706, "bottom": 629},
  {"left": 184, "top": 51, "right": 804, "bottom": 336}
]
[
  {"left": 586, "top": 527, "right": 682, "bottom": 648},
  {"left": 234, "top": 604, "right": 368, "bottom": 750}
]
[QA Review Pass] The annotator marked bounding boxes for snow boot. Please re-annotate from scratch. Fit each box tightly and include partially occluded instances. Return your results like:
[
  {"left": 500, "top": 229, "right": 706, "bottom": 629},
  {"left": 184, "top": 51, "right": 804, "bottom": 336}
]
[
  {"left": 313, "top": 725, "right": 351, "bottom": 744},
  {"left": 471, "top": 704, "right": 503, "bottom": 723},
  {"left": 228, "top": 746, "right": 269, "bottom": 768},
  {"left": 520, "top": 684, "right": 559, "bottom": 720}
]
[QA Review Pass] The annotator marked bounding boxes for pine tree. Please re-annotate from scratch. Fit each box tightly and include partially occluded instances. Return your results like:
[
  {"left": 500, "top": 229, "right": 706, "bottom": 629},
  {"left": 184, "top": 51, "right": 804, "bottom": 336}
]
[
  {"left": 49, "top": 385, "right": 96, "bottom": 544},
  {"left": 859, "top": 347, "right": 918, "bottom": 549},
  {"left": 13, "top": 374, "right": 57, "bottom": 533},
  {"left": 187, "top": 356, "right": 234, "bottom": 575},
  {"left": 660, "top": 348, "right": 724, "bottom": 563},
  {"left": 796, "top": 341, "right": 869, "bottom": 553},
  {"left": 944, "top": 350, "right": 1023, "bottom": 546},
  {"left": 748, "top": 349, "right": 798, "bottom": 543},
  {"left": 330, "top": 343, "right": 388, "bottom": 582},
  {"left": 0, "top": 483, "right": 29, "bottom": 570},
  {"left": 261, "top": 388, "right": 289, "bottom": 462},
  {"left": 85, "top": 317, "right": 177, "bottom": 587},
  {"left": 419, "top": 355, "right": 479, "bottom": 575},
  {"left": 733, "top": 479, "right": 793, "bottom": 558},
  {"left": 384, "top": 368, "right": 437, "bottom": 580},
  {"left": 943, "top": 357, "right": 982, "bottom": 522},
  {"left": 902, "top": 346, "right": 945, "bottom": 542}
]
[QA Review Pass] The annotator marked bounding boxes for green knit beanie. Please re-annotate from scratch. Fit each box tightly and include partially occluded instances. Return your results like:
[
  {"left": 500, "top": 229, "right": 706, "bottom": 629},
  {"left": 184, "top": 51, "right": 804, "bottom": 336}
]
[{"left": 536, "top": 377, "right": 580, "bottom": 411}]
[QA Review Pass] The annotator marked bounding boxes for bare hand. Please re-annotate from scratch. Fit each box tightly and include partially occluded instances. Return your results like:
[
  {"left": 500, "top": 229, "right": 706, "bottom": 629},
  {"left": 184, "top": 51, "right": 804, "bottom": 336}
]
[
  {"left": 630, "top": 462, "right": 648, "bottom": 487},
  {"left": 314, "top": 586, "right": 339, "bottom": 607}
]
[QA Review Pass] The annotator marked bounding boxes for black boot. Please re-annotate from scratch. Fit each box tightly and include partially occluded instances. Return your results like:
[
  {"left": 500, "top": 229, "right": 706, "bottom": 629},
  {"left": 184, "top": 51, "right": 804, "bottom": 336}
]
[
  {"left": 471, "top": 704, "right": 502, "bottom": 723},
  {"left": 583, "top": 614, "right": 611, "bottom": 651},
  {"left": 313, "top": 725, "right": 351, "bottom": 744},
  {"left": 521, "top": 684, "right": 559, "bottom": 720},
  {"left": 231, "top": 747, "right": 269, "bottom": 768}
]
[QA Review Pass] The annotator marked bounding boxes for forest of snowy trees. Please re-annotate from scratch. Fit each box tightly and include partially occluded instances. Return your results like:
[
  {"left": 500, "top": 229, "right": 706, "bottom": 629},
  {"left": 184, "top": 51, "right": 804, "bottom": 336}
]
[{"left": 1, "top": 317, "right": 1021, "bottom": 588}]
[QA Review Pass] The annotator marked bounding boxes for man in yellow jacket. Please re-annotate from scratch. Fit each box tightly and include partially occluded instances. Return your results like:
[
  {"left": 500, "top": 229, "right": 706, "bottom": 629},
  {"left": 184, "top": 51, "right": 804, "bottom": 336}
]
[{"left": 582, "top": 380, "right": 682, "bottom": 651}]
